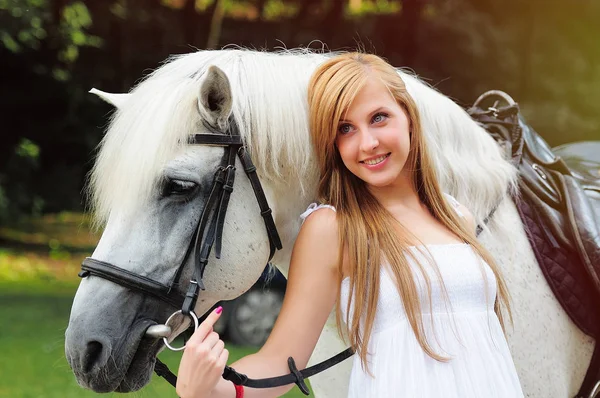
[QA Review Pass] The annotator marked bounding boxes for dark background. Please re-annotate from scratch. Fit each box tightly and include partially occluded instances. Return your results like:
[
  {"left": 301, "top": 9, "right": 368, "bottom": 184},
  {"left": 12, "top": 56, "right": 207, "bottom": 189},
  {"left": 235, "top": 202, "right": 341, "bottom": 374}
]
[{"left": 2, "top": 0, "right": 599, "bottom": 221}]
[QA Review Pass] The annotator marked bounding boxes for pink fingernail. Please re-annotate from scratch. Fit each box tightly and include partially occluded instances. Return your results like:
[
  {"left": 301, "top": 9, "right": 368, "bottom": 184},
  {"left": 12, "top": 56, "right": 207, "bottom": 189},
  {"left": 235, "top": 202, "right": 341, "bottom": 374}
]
[{"left": 215, "top": 306, "right": 223, "bottom": 314}]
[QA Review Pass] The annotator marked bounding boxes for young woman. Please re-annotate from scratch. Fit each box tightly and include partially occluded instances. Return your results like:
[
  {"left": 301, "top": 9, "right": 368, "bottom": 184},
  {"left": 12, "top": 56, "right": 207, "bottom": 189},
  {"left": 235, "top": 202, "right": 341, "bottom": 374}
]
[{"left": 175, "top": 52, "right": 524, "bottom": 398}]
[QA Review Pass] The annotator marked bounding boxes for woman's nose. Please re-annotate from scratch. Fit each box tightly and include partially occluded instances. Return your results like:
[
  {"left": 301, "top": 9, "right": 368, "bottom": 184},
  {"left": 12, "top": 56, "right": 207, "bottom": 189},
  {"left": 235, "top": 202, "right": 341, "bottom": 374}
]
[{"left": 359, "top": 129, "right": 379, "bottom": 152}]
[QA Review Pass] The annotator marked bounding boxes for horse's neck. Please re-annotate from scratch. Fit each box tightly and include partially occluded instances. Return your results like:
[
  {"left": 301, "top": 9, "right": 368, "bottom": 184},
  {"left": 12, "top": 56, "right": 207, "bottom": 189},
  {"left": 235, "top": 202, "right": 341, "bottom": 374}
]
[
  {"left": 269, "top": 163, "right": 319, "bottom": 220},
  {"left": 263, "top": 163, "right": 319, "bottom": 276}
]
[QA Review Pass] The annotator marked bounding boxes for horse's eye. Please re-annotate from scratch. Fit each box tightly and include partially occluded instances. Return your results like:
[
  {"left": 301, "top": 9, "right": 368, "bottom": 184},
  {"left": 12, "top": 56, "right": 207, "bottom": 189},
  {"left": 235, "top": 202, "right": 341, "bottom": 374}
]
[{"left": 163, "top": 180, "right": 197, "bottom": 197}]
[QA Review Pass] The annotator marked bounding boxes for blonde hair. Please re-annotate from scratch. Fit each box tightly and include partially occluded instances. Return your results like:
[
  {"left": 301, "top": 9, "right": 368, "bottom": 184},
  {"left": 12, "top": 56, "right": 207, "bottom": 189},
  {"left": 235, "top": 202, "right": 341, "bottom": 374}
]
[{"left": 307, "top": 52, "right": 512, "bottom": 372}]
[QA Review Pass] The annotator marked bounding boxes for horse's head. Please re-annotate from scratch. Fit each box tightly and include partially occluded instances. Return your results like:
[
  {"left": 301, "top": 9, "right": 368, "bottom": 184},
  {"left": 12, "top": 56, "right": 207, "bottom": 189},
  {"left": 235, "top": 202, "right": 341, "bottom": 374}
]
[{"left": 65, "top": 64, "right": 276, "bottom": 392}]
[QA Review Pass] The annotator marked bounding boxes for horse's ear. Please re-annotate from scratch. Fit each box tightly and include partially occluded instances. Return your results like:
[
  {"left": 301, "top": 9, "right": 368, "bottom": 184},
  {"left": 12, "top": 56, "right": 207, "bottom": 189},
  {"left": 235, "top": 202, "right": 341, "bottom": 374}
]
[
  {"left": 198, "top": 65, "right": 233, "bottom": 131},
  {"left": 89, "top": 88, "right": 131, "bottom": 108}
]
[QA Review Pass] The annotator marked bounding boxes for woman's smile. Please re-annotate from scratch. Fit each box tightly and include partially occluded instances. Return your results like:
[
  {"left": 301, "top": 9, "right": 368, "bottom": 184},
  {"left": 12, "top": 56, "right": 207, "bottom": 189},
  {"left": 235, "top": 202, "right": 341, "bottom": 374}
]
[{"left": 360, "top": 152, "right": 391, "bottom": 169}]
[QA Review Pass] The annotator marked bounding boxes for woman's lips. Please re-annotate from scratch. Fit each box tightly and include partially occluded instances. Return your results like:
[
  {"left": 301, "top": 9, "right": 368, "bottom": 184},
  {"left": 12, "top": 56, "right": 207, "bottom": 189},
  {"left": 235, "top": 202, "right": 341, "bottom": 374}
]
[{"left": 360, "top": 153, "right": 391, "bottom": 170}]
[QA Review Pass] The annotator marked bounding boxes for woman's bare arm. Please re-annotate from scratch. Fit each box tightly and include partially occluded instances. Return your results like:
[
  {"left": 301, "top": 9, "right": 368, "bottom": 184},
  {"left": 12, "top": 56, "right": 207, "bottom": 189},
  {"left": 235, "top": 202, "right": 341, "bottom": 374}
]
[
  {"left": 181, "top": 207, "right": 341, "bottom": 398},
  {"left": 227, "top": 207, "right": 339, "bottom": 397}
]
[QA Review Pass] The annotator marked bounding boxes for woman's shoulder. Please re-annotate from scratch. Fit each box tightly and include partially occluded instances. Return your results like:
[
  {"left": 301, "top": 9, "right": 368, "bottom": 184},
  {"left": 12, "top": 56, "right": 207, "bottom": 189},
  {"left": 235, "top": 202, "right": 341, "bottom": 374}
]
[
  {"left": 295, "top": 203, "right": 339, "bottom": 260},
  {"left": 300, "top": 203, "right": 336, "bottom": 222},
  {"left": 298, "top": 203, "right": 338, "bottom": 239}
]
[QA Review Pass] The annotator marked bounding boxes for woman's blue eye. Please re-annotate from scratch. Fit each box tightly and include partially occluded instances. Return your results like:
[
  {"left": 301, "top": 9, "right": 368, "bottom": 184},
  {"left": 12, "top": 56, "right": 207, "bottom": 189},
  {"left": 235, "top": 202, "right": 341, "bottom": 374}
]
[
  {"left": 372, "top": 113, "right": 388, "bottom": 123},
  {"left": 338, "top": 124, "right": 353, "bottom": 134}
]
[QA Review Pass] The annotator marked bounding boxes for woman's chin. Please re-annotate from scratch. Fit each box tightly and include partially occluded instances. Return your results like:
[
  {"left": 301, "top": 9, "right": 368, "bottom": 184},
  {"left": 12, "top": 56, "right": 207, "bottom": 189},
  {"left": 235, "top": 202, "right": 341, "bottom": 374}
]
[{"left": 363, "top": 174, "right": 402, "bottom": 189}]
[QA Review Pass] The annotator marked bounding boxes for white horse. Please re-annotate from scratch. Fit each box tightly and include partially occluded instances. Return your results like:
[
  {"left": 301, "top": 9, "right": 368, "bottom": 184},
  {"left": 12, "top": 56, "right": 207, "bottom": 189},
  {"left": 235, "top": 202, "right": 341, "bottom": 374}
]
[{"left": 64, "top": 49, "right": 595, "bottom": 397}]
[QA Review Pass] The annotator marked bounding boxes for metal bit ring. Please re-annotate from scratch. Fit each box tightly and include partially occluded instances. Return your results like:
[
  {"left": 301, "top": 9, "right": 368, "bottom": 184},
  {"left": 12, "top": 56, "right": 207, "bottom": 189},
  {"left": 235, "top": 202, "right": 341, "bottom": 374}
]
[{"left": 162, "top": 310, "right": 199, "bottom": 351}]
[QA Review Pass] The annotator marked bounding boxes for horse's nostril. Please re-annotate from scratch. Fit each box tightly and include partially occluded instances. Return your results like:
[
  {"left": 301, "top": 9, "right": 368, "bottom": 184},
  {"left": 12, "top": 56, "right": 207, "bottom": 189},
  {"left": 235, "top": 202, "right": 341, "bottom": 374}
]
[{"left": 83, "top": 341, "right": 104, "bottom": 373}]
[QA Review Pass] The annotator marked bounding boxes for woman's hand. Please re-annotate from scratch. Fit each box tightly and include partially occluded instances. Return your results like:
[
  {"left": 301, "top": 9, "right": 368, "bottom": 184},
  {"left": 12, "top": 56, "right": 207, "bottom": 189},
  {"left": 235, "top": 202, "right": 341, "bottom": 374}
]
[{"left": 176, "top": 306, "right": 229, "bottom": 398}]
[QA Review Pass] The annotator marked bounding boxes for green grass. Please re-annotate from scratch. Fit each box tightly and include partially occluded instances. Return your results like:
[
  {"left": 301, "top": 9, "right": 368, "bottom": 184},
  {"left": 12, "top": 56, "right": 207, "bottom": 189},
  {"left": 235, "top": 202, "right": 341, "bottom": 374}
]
[
  {"left": 0, "top": 215, "right": 310, "bottom": 398},
  {"left": 0, "top": 212, "right": 98, "bottom": 284}
]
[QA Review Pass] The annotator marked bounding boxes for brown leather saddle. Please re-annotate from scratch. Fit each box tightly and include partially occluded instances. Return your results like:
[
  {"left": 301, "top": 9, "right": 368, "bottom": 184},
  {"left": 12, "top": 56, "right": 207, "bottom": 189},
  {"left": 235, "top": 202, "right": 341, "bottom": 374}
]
[
  {"left": 467, "top": 90, "right": 600, "bottom": 398},
  {"left": 555, "top": 141, "right": 600, "bottom": 225}
]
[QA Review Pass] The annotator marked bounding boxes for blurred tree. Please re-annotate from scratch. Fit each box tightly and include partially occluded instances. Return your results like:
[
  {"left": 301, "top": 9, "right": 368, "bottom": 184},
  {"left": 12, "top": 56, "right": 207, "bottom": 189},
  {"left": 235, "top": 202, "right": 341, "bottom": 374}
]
[
  {"left": 0, "top": 139, "right": 43, "bottom": 223},
  {"left": 207, "top": 0, "right": 226, "bottom": 48},
  {"left": 0, "top": 0, "right": 101, "bottom": 220},
  {"left": 0, "top": 0, "right": 598, "bottom": 220},
  {"left": 349, "top": 0, "right": 362, "bottom": 12}
]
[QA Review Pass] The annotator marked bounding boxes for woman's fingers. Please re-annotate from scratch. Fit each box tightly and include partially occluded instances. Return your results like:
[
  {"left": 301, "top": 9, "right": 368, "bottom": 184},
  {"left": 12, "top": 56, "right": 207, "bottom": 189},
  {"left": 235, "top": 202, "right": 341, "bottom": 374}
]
[
  {"left": 210, "top": 339, "right": 225, "bottom": 358},
  {"left": 203, "top": 331, "right": 220, "bottom": 349},
  {"left": 217, "top": 348, "right": 229, "bottom": 368},
  {"left": 175, "top": 307, "right": 227, "bottom": 398},
  {"left": 187, "top": 306, "right": 223, "bottom": 345}
]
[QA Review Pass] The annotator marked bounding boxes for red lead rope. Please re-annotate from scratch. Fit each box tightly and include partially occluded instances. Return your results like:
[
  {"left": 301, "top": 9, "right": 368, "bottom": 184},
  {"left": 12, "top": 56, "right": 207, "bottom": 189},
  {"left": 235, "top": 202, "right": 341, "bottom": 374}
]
[{"left": 234, "top": 383, "right": 244, "bottom": 398}]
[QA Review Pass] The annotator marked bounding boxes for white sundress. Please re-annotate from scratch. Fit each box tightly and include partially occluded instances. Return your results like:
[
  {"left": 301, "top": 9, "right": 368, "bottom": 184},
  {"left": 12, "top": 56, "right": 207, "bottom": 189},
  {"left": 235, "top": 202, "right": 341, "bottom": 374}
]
[{"left": 300, "top": 195, "right": 524, "bottom": 398}]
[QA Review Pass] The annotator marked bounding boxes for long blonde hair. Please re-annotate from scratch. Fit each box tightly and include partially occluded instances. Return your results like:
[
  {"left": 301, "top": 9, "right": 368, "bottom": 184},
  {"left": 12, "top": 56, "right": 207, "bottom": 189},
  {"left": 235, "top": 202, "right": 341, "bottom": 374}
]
[{"left": 307, "top": 52, "right": 512, "bottom": 371}]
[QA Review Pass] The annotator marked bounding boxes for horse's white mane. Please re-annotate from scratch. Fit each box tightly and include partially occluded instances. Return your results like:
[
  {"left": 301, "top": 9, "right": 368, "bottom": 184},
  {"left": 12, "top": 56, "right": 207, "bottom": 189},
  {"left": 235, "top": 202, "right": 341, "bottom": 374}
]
[
  {"left": 88, "top": 48, "right": 517, "bottom": 232},
  {"left": 88, "top": 49, "right": 325, "bottom": 225},
  {"left": 399, "top": 72, "right": 518, "bottom": 220}
]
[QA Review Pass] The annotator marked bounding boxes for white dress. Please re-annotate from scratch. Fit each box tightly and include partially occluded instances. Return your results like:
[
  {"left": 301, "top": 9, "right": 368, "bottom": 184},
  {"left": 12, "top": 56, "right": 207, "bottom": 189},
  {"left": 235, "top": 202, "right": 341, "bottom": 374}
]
[{"left": 300, "top": 196, "right": 524, "bottom": 398}]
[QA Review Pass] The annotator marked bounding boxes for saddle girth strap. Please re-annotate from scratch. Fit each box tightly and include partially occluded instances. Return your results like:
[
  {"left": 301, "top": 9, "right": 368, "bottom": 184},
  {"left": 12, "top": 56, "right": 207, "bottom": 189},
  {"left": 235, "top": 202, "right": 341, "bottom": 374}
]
[{"left": 575, "top": 341, "right": 600, "bottom": 398}]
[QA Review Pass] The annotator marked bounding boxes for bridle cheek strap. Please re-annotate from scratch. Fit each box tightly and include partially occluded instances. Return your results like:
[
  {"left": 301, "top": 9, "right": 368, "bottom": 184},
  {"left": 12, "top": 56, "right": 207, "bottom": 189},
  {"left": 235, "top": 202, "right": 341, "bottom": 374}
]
[
  {"left": 238, "top": 147, "right": 282, "bottom": 259},
  {"left": 183, "top": 145, "right": 238, "bottom": 315},
  {"left": 214, "top": 146, "right": 238, "bottom": 259},
  {"left": 180, "top": 135, "right": 282, "bottom": 316}
]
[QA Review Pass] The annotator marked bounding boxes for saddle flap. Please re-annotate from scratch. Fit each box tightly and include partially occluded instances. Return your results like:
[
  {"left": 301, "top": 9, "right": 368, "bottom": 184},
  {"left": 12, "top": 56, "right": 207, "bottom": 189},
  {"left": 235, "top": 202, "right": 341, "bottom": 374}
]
[
  {"left": 519, "top": 150, "right": 563, "bottom": 207},
  {"left": 563, "top": 174, "right": 600, "bottom": 293}
]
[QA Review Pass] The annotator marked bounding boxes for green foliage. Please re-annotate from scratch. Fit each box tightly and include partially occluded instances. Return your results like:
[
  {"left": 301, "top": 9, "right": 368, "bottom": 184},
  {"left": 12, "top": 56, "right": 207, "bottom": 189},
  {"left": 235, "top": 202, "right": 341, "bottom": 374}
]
[
  {"left": 263, "top": 0, "right": 299, "bottom": 20},
  {"left": 347, "top": 0, "right": 400, "bottom": 16},
  {"left": 1, "top": 0, "right": 599, "bottom": 219},
  {"left": 0, "top": 138, "right": 43, "bottom": 222},
  {"left": 1, "top": 1, "right": 105, "bottom": 219},
  {"left": 58, "top": 2, "right": 102, "bottom": 78},
  {"left": 195, "top": 0, "right": 217, "bottom": 12},
  {"left": 415, "top": 0, "right": 600, "bottom": 145},
  {"left": 0, "top": 0, "right": 102, "bottom": 83},
  {"left": 109, "top": 0, "right": 128, "bottom": 19},
  {"left": 0, "top": 0, "right": 48, "bottom": 52},
  {"left": 0, "top": 186, "right": 8, "bottom": 219},
  {"left": 15, "top": 138, "right": 40, "bottom": 160}
]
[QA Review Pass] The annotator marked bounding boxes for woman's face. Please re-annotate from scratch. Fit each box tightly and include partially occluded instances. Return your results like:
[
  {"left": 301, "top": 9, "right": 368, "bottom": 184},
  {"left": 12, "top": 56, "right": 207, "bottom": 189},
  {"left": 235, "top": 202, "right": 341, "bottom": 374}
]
[{"left": 335, "top": 76, "right": 412, "bottom": 189}]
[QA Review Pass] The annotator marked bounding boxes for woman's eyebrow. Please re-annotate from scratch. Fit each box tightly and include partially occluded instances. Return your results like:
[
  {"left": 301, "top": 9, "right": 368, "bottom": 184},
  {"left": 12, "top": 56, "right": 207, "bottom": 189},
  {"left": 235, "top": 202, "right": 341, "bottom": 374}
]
[
  {"left": 338, "top": 107, "right": 386, "bottom": 123},
  {"left": 368, "top": 106, "right": 386, "bottom": 116}
]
